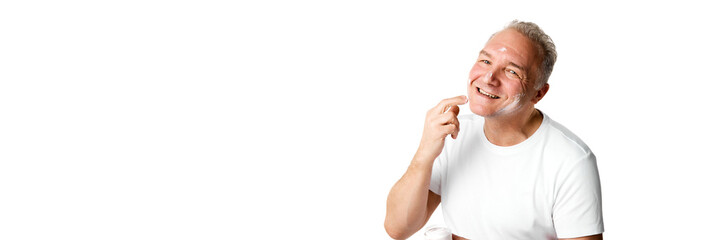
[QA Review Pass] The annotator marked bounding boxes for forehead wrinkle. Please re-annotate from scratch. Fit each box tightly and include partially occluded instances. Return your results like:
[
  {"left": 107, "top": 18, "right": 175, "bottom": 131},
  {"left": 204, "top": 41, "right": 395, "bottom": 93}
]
[{"left": 481, "top": 49, "right": 528, "bottom": 73}]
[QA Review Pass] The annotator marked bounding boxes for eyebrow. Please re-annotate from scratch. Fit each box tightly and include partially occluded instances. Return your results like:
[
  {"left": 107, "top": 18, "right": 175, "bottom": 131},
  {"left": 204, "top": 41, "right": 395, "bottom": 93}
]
[
  {"left": 479, "top": 50, "right": 527, "bottom": 73},
  {"left": 508, "top": 62, "right": 527, "bottom": 73},
  {"left": 479, "top": 50, "right": 492, "bottom": 58}
]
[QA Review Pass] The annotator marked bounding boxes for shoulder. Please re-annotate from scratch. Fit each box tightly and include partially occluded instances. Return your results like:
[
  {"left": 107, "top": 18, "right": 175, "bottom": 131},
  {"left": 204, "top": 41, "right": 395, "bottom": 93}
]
[{"left": 541, "top": 114, "right": 594, "bottom": 162}]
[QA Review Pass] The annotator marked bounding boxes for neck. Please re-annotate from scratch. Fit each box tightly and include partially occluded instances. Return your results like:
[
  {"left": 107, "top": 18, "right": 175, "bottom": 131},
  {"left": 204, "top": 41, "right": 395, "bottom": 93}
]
[{"left": 483, "top": 106, "right": 543, "bottom": 147}]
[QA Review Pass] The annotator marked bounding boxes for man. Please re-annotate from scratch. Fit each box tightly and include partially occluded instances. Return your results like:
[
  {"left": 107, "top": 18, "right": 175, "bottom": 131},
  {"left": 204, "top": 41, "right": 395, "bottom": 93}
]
[{"left": 384, "top": 20, "right": 604, "bottom": 239}]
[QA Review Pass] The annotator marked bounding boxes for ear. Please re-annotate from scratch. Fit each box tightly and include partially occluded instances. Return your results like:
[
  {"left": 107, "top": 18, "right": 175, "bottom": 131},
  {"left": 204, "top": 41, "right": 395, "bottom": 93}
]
[{"left": 531, "top": 83, "right": 549, "bottom": 104}]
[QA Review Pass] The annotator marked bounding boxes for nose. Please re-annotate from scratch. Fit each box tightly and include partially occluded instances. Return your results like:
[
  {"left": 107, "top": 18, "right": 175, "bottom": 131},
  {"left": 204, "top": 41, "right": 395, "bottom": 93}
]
[{"left": 480, "top": 68, "right": 500, "bottom": 86}]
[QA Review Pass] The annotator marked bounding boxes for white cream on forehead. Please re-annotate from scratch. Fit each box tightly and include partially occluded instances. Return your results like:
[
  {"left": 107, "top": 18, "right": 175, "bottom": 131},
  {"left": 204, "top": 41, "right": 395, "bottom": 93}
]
[{"left": 499, "top": 47, "right": 507, "bottom": 52}]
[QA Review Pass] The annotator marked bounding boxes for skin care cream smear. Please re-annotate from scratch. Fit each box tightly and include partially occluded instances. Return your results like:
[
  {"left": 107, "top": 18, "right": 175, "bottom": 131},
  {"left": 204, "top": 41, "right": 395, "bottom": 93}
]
[
  {"left": 494, "top": 92, "right": 525, "bottom": 116},
  {"left": 424, "top": 226, "right": 452, "bottom": 240}
]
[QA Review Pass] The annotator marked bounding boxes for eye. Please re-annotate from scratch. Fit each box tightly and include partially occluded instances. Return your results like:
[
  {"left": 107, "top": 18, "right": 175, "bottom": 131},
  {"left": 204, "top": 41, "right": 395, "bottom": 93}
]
[
  {"left": 506, "top": 69, "right": 522, "bottom": 80},
  {"left": 478, "top": 59, "right": 491, "bottom": 65}
]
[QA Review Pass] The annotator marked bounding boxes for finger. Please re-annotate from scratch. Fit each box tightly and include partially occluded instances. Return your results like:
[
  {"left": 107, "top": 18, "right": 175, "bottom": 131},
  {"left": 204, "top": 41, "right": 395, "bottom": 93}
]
[
  {"left": 436, "top": 95, "right": 468, "bottom": 114},
  {"left": 448, "top": 105, "right": 460, "bottom": 116},
  {"left": 451, "top": 120, "right": 460, "bottom": 139},
  {"left": 444, "top": 116, "right": 459, "bottom": 139},
  {"left": 437, "top": 111, "right": 458, "bottom": 125},
  {"left": 438, "top": 111, "right": 458, "bottom": 124},
  {"left": 440, "top": 124, "right": 456, "bottom": 137},
  {"left": 439, "top": 95, "right": 468, "bottom": 113}
]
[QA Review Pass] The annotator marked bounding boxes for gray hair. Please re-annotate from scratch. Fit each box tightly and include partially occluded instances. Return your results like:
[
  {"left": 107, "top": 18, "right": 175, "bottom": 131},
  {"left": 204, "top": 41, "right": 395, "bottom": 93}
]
[{"left": 491, "top": 20, "right": 557, "bottom": 90}]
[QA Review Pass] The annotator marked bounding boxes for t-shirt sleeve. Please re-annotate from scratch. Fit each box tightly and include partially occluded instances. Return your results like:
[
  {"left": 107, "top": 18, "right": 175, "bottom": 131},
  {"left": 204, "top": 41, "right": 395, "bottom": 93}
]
[{"left": 552, "top": 152, "right": 604, "bottom": 238}]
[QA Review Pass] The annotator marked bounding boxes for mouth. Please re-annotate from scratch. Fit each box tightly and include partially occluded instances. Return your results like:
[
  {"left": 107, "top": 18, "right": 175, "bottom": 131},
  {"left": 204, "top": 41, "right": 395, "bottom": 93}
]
[{"left": 477, "top": 87, "right": 500, "bottom": 99}]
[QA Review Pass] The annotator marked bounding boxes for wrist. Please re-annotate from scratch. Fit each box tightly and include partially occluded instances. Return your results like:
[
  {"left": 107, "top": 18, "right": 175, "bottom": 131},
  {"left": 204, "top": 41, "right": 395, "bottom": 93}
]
[{"left": 411, "top": 151, "right": 436, "bottom": 169}]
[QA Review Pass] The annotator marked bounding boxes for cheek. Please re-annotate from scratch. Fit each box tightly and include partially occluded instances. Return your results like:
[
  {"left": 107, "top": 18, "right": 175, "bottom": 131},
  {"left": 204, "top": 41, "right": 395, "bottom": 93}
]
[
  {"left": 468, "top": 63, "right": 484, "bottom": 82},
  {"left": 509, "top": 81, "right": 527, "bottom": 95}
]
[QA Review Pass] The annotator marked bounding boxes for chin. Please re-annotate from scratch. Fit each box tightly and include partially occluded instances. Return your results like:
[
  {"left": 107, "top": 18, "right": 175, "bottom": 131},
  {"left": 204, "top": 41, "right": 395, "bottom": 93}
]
[
  {"left": 467, "top": 91, "right": 491, "bottom": 116},
  {"left": 469, "top": 103, "right": 495, "bottom": 117}
]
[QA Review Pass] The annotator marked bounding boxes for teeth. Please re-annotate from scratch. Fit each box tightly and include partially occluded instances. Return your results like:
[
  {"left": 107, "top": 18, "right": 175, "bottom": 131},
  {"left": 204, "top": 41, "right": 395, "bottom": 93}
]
[{"left": 477, "top": 88, "right": 500, "bottom": 99}]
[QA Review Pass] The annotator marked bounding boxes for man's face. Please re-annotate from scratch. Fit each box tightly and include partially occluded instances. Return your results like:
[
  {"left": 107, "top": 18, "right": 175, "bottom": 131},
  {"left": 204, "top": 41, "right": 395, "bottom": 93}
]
[{"left": 467, "top": 29, "right": 541, "bottom": 117}]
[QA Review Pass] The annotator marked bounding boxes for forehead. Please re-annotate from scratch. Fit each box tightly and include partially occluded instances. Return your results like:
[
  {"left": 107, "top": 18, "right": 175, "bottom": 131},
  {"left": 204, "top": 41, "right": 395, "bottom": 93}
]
[{"left": 481, "top": 29, "right": 539, "bottom": 67}]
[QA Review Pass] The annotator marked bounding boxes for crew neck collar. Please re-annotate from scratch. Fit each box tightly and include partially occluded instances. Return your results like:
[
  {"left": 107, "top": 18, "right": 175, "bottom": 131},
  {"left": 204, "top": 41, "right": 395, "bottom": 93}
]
[{"left": 478, "top": 110, "right": 549, "bottom": 155}]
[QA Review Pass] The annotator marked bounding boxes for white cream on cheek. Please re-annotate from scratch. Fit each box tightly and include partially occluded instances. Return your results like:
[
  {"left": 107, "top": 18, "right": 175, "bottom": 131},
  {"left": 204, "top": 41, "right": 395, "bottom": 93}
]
[{"left": 494, "top": 92, "right": 525, "bottom": 116}]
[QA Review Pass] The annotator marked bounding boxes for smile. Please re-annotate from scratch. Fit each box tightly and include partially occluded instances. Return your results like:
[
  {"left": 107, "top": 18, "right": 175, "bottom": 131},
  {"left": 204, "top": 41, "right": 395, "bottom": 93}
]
[{"left": 477, "top": 87, "right": 500, "bottom": 99}]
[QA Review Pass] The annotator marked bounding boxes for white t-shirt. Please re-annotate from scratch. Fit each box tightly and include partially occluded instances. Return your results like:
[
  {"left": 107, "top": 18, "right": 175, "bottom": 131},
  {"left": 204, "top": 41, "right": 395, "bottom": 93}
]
[{"left": 430, "top": 112, "right": 604, "bottom": 239}]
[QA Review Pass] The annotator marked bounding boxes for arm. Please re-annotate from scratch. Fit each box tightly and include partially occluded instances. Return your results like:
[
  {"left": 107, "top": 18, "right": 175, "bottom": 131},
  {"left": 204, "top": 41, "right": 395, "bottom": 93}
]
[
  {"left": 560, "top": 233, "right": 602, "bottom": 240},
  {"left": 384, "top": 163, "right": 441, "bottom": 239},
  {"left": 384, "top": 96, "right": 467, "bottom": 239}
]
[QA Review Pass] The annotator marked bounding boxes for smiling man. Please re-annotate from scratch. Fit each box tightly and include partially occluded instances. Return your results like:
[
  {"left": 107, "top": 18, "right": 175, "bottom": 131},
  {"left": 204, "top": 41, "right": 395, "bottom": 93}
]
[{"left": 384, "top": 20, "right": 604, "bottom": 239}]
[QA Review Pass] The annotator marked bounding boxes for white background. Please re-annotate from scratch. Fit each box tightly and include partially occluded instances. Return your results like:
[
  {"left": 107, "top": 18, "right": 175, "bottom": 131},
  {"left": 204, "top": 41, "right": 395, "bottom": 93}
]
[{"left": 1, "top": 0, "right": 720, "bottom": 239}]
